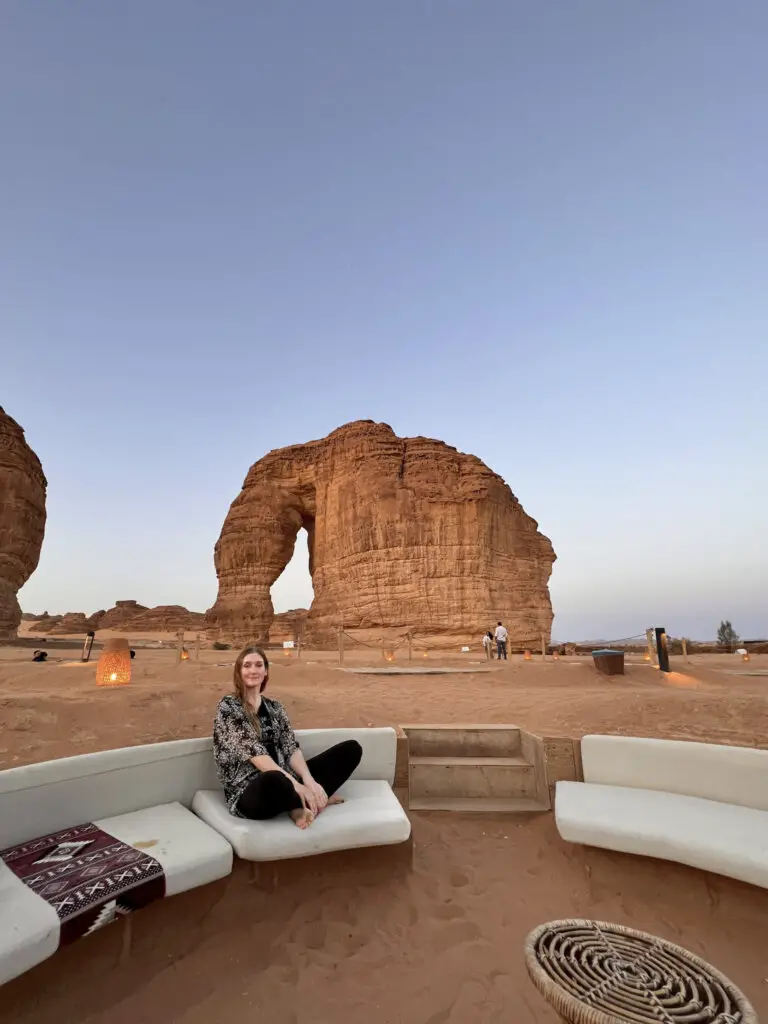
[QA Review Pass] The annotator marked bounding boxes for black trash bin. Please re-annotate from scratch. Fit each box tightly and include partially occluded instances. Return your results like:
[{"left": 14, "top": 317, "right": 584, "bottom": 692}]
[{"left": 591, "top": 648, "right": 625, "bottom": 676}]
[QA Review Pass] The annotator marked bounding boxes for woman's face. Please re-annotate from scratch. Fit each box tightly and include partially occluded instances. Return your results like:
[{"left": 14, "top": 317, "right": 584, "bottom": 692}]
[{"left": 241, "top": 652, "right": 267, "bottom": 692}]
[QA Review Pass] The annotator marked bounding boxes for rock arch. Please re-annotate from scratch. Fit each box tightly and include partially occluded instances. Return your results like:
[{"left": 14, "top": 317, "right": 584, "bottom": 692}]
[{"left": 205, "top": 420, "right": 556, "bottom": 645}]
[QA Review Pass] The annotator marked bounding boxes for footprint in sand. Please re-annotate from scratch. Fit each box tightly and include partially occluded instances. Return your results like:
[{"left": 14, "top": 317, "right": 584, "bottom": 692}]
[
  {"left": 449, "top": 869, "right": 470, "bottom": 888},
  {"left": 431, "top": 919, "right": 482, "bottom": 953},
  {"left": 434, "top": 902, "right": 465, "bottom": 921}
]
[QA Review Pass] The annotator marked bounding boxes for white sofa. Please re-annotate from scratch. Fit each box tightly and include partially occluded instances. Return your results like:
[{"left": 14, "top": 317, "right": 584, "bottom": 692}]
[
  {"left": 556, "top": 735, "right": 768, "bottom": 889},
  {"left": 0, "top": 738, "right": 233, "bottom": 987},
  {"left": 193, "top": 727, "right": 411, "bottom": 860},
  {"left": 0, "top": 727, "right": 410, "bottom": 987}
]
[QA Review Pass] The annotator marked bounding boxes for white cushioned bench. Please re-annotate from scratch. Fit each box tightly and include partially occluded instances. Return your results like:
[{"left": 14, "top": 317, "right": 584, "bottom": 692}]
[
  {"left": 193, "top": 727, "right": 412, "bottom": 860},
  {"left": 0, "top": 739, "right": 234, "bottom": 987},
  {"left": 555, "top": 735, "right": 768, "bottom": 889},
  {"left": 0, "top": 727, "right": 410, "bottom": 986}
]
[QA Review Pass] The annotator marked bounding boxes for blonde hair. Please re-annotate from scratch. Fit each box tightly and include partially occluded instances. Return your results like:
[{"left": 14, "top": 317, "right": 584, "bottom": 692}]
[{"left": 233, "top": 645, "right": 270, "bottom": 737}]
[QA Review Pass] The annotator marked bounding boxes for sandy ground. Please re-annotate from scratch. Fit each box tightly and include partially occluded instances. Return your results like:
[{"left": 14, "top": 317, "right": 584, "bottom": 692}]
[{"left": 1, "top": 642, "right": 767, "bottom": 1023}]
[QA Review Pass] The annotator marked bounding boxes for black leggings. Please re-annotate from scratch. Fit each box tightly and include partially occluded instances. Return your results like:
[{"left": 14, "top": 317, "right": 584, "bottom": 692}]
[{"left": 236, "top": 739, "right": 363, "bottom": 820}]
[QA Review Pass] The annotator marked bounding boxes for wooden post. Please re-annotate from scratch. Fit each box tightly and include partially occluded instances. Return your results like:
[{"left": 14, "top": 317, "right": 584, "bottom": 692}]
[
  {"left": 645, "top": 628, "right": 657, "bottom": 665},
  {"left": 176, "top": 630, "right": 184, "bottom": 664},
  {"left": 682, "top": 637, "right": 690, "bottom": 662},
  {"left": 541, "top": 635, "right": 547, "bottom": 661},
  {"left": 407, "top": 630, "right": 412, "bottom": 662},
  {"left": 297, "top": 636, "right": 302, "bottom": 660},
  {"left": 194, "top": 633, "right": 200, "bottom": 661},
  {"left": 338, "top": 626, "right": 344, "bottom": 665},
  {"left": 381, "top": 637, "right": 386, "bottom": 660}
]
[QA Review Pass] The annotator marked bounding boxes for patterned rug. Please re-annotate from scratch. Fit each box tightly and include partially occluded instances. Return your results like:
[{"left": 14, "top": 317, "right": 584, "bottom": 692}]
[{"left": 1, "top": 822, "right": 165, "bottom": 944}]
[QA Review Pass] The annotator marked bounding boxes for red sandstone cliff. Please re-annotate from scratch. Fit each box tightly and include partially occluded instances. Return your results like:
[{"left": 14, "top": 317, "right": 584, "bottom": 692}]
[
  {"left": 206, "top": 420, "right": 556, "bottom": 645},
  {"left": 0, "top": 408, "right": 47, "bottom": 638}
]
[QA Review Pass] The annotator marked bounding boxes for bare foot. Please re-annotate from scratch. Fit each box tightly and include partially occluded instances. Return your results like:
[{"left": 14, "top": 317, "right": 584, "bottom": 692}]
[
  {"left": 315, "top": 795, "right": 344, "bottom": 816},
  {"left": 289, "top": 808, "right": 313, "bottom": 829}
]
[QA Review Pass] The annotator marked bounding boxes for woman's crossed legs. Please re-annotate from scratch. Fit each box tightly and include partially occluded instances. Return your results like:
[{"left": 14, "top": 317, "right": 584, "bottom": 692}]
[{"left": 236, "top": 738, "right": 362, "bottom": 827}]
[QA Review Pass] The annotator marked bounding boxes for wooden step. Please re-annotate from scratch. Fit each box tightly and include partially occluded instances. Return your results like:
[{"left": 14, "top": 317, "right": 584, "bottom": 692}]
[
  {"left": 409, "top": 755, "right": 536, "bottom": 801},
  {"left": 402, "top": 725, "right": 522, "bottom": 759},
  {"left": 408, "top": 796, "right": 549, "bottom": 814}
]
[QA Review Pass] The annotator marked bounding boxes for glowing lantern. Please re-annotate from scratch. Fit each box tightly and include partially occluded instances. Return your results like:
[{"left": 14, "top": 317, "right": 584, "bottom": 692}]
[
  {"left": 384, "top": 650, "right": 395, "bottom": 662},
  {"left": 422, "top": 651, "right": 429, "bottom": 659},
  {"left": 742, "top": 652, "right": 750, "bottom": 663},
  {"left": 96, "top": 638, "right": 132, "bottom": 687},
  {"left": 180, "top": 647, "right": 190, "bottom": 662},
  {"left": 644, "top": 653, "right": 652, "bottom": 662},
  {"left": 524, "top": 650, "right": 532, "bottom": 661},
  {"left": 553, "top": 651, "right": 560, "bottom": 661}
]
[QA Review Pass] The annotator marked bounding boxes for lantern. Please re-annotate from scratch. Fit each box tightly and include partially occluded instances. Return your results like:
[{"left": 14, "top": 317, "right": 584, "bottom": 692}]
[
  {"left": 553, "top": 651, "right": 560, "bottom": 661},
  {"left": 384, "top": 650, "right": 395, "bottom": 662},
  {"left": 742, "top": 652, "right": 750, "bottom": 663},
  {"left": 524, "top": 650, "right": 532, "bottom": 661},
  {"left": 180, "top": 647, "right": 190, "bottom": 662},
  {"left": 422, "top": 651, "right": 429, "bottom": 658},
  {"left": 96, "top": 638, "right": 132, "bottom": 687},
  {"left": 643, "top": 653, "right": 652, "bottom": 662}
]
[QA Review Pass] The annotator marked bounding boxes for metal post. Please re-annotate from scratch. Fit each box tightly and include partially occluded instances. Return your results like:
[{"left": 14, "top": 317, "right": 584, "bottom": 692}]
[
  {"left": 407, "top": 630, "right": 412, "bottom": 661},
  {"left": 541, "top": 634, "right": 547, "bottom": 661},
  {"left": 655, "top": 626, "right": 670, "bottom": 673},
  {"left": 194, "top": 633, "right": 200, "bottom": 660}
]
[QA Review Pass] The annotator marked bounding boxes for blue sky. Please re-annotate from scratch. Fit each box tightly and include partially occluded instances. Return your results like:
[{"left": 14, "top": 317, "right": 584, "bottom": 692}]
[{"left": 3, "top": 2, "right": 766, "bottom": 641}]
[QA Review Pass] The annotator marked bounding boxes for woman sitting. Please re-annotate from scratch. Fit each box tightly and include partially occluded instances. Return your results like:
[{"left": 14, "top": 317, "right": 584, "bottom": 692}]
[{"left": 213, "top": 645, "right": 362, "bottom": 829}]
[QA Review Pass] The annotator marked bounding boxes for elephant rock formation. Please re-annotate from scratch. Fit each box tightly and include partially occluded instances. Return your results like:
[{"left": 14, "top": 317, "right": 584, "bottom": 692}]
[{"left": 207, "top": 421, "right": 555, "bottom": 646}]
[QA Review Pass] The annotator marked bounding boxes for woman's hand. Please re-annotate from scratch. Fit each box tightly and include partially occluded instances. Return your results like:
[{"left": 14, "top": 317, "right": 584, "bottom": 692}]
[
  {"left": 291, "top": 778, "right": 321, "bottom": 817},
  {"left": 300, "top": 776, "right": 328, "bottom": 815}
]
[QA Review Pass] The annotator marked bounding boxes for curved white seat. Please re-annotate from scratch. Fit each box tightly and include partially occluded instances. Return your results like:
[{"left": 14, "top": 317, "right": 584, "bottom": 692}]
[
  {"left": 555, "top": 735, "right": 768, "bottom": 889},
  {"left": 556, "top": 781, "right": 768, "bottom": 890},
  {"left": 0, "top": 727, "right": 409, "bottom": 986},
  {"left": 192, "top": 727, "right": 410, "bottom": 861},
  {"left": 193, "top": 780, "right": 411, "bottom": 861}
]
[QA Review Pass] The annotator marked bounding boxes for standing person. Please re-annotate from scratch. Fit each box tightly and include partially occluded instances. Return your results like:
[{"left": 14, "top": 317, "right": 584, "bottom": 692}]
[
  {"left": 213, "top": 645, "right": 362, "bottom": 829},
  {"left": 494, "top": 621, "right": 508, "bottom": 661},
  {"left": 482, "top": 630, "right": 493, "bottom": 660}
]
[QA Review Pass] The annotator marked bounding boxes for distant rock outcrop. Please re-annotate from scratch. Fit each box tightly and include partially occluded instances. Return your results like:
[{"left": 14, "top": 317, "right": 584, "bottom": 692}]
[
  {"left": 97, "top": 600, "right": 148, "bottom": 629},
  {"left": 27, "top": 601, "right": 204, "bottom": 635},
  {"left": 120, "top": 605, "right": 206, "bottom": 633},
  {"left": 0, "top": 408, "right": 47, "bottom": 638},
  {"left": 206, "top": 419, "right": 556, "bottom": 645},
  {"left": 269, "top": 609, "right": 309, "bottom": 644}
]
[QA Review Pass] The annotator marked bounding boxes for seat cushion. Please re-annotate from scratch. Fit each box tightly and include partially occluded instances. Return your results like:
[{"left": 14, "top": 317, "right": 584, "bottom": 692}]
[
  {"left": 556, "top": 781, "right": 768, "bottom": 890},
  {"left": 0, "top": 803, "right": 233, "bottom": 987},
  {"left": 0, "top": 859, "right": 60, "bottom": 987},
  {"left": 192, "top": 781, "right": 411, "bottom": 861},
  {"left": 95, "top": 802, "right": 233, "bottom": 896}
]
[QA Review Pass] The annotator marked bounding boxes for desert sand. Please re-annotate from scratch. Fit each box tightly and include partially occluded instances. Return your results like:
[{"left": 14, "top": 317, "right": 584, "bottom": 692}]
[{"left": 1, "top": 641, "right": 767, "bottom": 1023}]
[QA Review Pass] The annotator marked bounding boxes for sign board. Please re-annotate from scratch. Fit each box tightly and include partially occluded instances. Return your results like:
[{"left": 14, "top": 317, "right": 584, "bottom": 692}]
[{"left": 283, "top": 640, "right": 295, "bottom": 649}]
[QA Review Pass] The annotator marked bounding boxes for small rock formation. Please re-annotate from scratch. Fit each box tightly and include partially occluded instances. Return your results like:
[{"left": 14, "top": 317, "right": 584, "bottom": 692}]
[
  {"left": 28, "top": 602, "right": 204, "bottom": 634},
  {"left": 28, "top": 613, "right": 63, "bottom": 633},
  {"left": 0, "top": 408, "right": 47, "bottom": 638},
  {"left": 97, "top": 600, "right": 149, "bottom": 629},
  {"left": 269, "top": 609, "right": 309, "bottom": 645},
  {"left": 120, "top": 605, "right": 205, "bottom": 633},
  {"left": 206, "top": 420, "right": 556, "bottom": 645}
]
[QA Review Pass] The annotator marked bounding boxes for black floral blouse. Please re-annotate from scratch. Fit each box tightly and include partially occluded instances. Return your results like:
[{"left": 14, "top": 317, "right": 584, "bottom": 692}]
[{"left": 213, "top": 694, "right": 301, "bottom": 816}]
